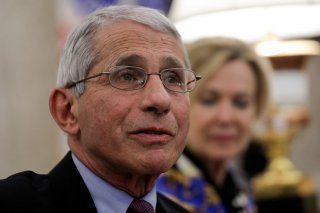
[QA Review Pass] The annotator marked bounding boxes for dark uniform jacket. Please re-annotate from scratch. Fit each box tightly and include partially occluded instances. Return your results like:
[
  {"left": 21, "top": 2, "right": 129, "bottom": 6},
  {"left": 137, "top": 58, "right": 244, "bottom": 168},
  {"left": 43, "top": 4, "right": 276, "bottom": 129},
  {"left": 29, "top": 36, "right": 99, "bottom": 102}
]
[{"left": 0, "top": 152, "right": 189, "bottom": 213}]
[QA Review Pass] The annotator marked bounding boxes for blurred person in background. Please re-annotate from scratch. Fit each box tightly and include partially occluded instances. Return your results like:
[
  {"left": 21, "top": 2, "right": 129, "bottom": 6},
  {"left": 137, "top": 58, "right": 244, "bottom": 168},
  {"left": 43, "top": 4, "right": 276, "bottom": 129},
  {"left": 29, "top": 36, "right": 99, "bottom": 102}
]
[{"left": 157, "top": 37, "right": 271, "bottom": 213}]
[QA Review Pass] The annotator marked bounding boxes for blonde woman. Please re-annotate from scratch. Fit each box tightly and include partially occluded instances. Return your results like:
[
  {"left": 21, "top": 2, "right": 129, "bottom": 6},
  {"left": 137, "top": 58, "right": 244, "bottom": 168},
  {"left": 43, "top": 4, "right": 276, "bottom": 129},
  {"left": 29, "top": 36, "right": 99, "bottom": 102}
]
[{"left": 157, "top": 37, "right": 271, "bottom": 213}]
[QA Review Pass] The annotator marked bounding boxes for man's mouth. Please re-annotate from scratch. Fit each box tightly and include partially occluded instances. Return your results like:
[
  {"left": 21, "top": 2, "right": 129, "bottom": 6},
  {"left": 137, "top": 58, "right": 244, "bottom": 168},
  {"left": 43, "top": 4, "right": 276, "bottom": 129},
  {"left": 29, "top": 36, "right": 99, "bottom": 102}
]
[
  {"left": 144, "top": 130, "right": 164, "bottom": 135},
  {"left": 132, "top": 128, "right": 173, "bottom": 136},
  {"left": 130, "top": 128, "right": 174, "bottom": 143}
]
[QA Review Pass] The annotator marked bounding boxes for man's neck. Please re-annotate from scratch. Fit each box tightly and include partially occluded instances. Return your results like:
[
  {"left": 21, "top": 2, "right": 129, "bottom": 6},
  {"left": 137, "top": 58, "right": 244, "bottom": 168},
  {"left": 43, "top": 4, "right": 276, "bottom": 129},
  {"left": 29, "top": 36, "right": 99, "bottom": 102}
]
[
  {"left": 72, "top": 149, "right": 158, "bottom": 197},
  {"left": 72, "top": 153, "right": 158, "bottom": 212}
]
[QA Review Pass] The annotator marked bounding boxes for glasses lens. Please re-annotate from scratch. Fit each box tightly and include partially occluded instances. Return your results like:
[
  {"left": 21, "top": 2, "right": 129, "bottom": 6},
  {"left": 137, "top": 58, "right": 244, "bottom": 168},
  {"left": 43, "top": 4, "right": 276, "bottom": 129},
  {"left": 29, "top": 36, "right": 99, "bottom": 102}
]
[
  {"left": 161, "top": 68, "right": 196, "bottom": 92},
  {"left": 109, "top": 66, "right": 146, "bottom": 90}
]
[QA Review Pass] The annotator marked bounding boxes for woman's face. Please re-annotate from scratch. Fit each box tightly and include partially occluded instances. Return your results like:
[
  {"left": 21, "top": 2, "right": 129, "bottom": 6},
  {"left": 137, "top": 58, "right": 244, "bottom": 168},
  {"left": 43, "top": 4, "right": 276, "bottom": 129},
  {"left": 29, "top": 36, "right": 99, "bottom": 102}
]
[{"left": 187, "top": 59, "right": 257, "bottom": 162}]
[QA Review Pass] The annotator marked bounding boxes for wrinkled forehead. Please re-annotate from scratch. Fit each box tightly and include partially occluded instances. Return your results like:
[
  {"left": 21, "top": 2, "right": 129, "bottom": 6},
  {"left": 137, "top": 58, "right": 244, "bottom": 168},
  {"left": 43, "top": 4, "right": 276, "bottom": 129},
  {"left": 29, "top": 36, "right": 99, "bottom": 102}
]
[{"left": 93, "top": 20, "right": 186, "bottom": 69}]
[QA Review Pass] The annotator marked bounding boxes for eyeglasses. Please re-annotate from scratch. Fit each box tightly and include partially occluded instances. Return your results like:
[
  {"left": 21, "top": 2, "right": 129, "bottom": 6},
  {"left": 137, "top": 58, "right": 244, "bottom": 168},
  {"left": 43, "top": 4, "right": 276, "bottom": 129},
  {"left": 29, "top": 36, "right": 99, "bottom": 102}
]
[{"left": 66, "top": 66, "right": 201, "bottom": 93}]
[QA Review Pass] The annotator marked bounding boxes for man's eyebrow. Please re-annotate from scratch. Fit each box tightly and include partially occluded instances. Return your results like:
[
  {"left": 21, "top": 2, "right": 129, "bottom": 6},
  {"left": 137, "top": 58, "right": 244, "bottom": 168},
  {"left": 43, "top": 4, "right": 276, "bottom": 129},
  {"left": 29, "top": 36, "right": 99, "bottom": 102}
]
[
  {"left": 114, "top": 54, "right": 145, "bottom": 66},
  {"left": 160, "top": 56, "right": 183, "bottom": 68},
  {"left": 113, "top": 54, "right": 183, "bottom": 69}
]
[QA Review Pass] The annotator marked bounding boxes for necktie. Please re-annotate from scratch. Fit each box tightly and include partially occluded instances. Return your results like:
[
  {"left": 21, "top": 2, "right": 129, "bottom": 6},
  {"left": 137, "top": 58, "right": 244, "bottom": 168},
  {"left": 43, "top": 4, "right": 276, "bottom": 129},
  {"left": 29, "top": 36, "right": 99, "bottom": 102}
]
[{"left": 126, "top": 199, "right": 155, "bottom": 213}]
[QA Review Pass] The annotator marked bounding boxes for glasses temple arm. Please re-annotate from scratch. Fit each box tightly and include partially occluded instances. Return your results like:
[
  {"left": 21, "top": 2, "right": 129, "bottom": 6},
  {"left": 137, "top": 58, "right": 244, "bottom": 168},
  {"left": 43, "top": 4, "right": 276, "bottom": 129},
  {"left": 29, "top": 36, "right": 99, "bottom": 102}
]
[{"left": 186, "top": 76, "right": 201, "bottom": 86}]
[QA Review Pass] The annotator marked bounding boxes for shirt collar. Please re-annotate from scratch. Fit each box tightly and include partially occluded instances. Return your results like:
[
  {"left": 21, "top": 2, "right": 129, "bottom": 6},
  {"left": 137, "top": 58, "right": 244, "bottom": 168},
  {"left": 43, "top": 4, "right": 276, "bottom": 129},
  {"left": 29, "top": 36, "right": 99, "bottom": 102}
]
[{"left": 72, "top": 153, "right": 157, "bottom": 213}]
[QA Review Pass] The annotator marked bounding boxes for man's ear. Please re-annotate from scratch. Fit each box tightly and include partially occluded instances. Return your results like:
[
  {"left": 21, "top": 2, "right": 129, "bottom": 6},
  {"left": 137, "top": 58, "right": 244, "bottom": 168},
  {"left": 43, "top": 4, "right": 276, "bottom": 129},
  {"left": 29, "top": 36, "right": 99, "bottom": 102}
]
[{"left": 49, "top": 88, "right": 80, "bottom": 136}]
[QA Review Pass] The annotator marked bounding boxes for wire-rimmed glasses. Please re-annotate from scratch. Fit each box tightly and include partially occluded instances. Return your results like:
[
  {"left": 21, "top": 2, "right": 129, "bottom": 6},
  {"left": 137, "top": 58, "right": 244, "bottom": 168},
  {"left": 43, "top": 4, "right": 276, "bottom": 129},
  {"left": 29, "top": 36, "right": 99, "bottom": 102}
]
[{"left": 66, "top": 65, "right": 201, "bottom": 93}]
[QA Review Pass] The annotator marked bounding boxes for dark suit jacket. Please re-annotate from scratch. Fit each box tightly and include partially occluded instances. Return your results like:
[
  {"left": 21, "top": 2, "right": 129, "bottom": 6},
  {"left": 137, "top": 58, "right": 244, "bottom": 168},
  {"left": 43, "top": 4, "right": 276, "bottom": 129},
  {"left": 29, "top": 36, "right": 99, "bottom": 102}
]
[{"left": 0, "top": 152, "right": 189, "bottom": 213}]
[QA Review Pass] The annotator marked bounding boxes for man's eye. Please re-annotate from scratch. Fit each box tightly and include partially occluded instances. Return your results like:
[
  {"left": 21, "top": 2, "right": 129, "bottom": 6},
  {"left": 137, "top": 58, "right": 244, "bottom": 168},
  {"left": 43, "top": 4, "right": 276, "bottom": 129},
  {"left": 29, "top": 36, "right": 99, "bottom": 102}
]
[
  {"left": 114, "top": 69, "right": 139, "bottom": 82},
  {"left": 166, "top": 76, "right": 180, "bottom": 84},
  {"left": 120, "top": 72, "right": 135, "bottom": 81},
  {"left": 162, "top": 71, "right": 182, "bottom": 85}
]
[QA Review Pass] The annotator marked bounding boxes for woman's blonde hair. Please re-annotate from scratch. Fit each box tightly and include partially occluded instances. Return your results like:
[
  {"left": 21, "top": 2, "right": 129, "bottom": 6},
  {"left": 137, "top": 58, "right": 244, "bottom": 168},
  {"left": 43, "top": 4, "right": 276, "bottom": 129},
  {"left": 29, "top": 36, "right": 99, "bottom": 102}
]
[{"left": 187, "top": 37, "right": 272, "bottom": 117}]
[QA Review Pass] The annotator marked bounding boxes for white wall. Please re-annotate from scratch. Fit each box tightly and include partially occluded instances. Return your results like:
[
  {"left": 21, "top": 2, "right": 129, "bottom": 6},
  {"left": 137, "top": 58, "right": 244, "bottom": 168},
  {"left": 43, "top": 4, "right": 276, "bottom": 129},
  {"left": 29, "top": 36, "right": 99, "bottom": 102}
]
[
  {"left": 291, "top": 56, "right": 320, "bottom": 207},
  {"left": 0, "top": 0, "right": 64, "bottom": 178}
]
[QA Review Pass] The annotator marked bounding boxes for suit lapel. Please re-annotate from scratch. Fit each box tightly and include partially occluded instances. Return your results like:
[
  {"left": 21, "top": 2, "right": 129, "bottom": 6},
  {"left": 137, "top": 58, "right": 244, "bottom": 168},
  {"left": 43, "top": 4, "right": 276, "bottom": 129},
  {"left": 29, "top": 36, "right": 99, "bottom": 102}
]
[
  {"left": 47, "top": 152, "right": 189, "bottom": 213},
  {"left": 48, "top": 152, "right": 97, "bottom": 212}
]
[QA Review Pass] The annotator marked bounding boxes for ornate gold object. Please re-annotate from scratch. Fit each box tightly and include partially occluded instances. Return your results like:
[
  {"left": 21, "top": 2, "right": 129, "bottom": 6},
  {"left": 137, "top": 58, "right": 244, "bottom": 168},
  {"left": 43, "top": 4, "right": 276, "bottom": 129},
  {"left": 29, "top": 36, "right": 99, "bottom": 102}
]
[{"left": 252, "top": 106, "right": 317, "bottom": 212}]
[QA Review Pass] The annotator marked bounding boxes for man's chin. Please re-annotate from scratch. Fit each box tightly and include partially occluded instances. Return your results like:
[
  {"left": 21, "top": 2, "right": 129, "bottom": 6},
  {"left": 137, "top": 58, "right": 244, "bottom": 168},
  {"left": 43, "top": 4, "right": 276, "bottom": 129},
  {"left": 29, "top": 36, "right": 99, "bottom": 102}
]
[{"left": 142, "top": 160, "right": 175, "bottom": 175}]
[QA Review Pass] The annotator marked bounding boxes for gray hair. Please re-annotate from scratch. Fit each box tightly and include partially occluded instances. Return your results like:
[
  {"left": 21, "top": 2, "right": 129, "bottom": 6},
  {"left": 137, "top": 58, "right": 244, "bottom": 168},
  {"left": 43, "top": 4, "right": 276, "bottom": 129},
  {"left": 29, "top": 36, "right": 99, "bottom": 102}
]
[{"left": 57, "top": 5, "right": 190, "bottom": 97}]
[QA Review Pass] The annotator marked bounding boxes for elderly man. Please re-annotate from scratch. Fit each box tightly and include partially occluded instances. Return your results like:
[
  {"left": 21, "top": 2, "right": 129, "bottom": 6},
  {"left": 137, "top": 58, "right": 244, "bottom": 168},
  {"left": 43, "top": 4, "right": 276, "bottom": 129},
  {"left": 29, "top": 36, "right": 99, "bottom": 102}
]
[{"left": 0, "top": 5, "right": 200, "bottom": 213}]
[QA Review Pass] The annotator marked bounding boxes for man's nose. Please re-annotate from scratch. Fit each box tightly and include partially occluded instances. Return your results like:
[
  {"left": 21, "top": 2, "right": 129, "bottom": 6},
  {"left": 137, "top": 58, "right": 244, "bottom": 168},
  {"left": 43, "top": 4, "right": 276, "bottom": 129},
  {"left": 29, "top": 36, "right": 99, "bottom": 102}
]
[{"left": 140, "top": 75, "right": 171, "bottom": 115}]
